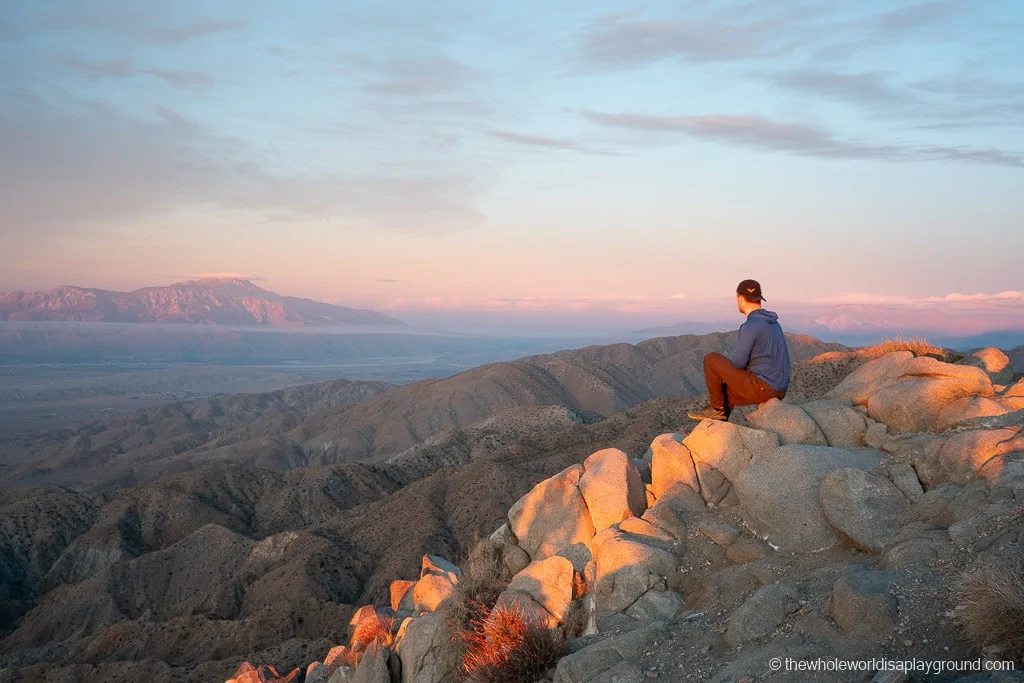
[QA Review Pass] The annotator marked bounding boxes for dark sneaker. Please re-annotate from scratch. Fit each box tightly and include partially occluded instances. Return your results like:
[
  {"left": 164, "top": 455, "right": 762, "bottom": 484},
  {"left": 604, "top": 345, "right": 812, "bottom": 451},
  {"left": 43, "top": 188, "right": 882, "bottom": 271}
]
[{"left": 688, "top": 406, "right": 727, "bottom": 422}]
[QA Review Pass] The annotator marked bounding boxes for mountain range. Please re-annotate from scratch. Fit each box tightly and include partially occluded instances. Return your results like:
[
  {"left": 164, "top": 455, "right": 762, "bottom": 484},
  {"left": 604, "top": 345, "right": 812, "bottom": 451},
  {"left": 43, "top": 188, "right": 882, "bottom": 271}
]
[
  {"left": 3, "top": 331, "right": 1018, "bottom": 682},
  {"left": 0, "top": 278, "right": 404, "bottom": 326},
  {"left": 0, "top": 330, "right": 850, "bottom": 682},
  {"left": 0, "top": 331, "right": 843, "bottom": 490}
]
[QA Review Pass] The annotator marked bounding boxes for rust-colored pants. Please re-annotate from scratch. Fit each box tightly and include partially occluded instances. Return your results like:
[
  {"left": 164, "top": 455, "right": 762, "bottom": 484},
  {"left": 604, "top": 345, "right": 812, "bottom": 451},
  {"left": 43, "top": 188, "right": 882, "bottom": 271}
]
[{"left": 703, "top": 352, "right": 786, "bottom": 416}]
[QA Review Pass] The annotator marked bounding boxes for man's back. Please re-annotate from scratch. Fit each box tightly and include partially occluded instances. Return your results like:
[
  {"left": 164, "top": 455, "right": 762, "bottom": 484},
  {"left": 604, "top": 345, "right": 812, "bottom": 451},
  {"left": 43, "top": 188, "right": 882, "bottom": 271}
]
[
  {"left": 689, "top": 279, "right": 790, "bottom": 422},
  {"left": 731, "top": 309, "right": 790, "bottom": 392}
]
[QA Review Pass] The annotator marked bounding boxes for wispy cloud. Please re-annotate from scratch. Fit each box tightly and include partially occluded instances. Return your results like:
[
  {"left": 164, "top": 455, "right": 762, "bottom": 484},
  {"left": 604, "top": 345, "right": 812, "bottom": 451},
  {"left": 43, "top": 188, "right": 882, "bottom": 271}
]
[
  {"left": 55, "top": 55, "right": 215, "bottom": 88},
  {"left": 359, "top": 53, "right": 476, "bottom": 98},
  {"left": 808, "top": 291, "right": 1024, "bottom": 305},
  {"left": 578, "top": 12, "right": 792, "bottom": 69},
  {"left": 862, "top": 0, "right": 958, "bottom": 35},
  {"left": 148, "top": 18, "right": 245, "bottom": 44},
  {"left": 4, "top": 4, "right": 245, "bottom": 45},
  {"left": 487, "top": 129, "right": 617, "bottom": 156},
  {"left": 584, "top": 111, "right": 1023, "bottom": 168},
  {"left": 184, "top": 272, "right": 265, "bottom": 282},
  {"left": 0, "top": 94, "right": 484, "bottom": 235},
  {"left": 936, "top": 291, "right": 1024, "bottom": 303},
  {"left": 576, "top": 1, "right": 997, "bottom": 73},
  {"left": 758, "top": 68, "right": 1024, "bottom": 131},
  {"left": 765, "top": 69, "right": 909, "bottom": 105}
]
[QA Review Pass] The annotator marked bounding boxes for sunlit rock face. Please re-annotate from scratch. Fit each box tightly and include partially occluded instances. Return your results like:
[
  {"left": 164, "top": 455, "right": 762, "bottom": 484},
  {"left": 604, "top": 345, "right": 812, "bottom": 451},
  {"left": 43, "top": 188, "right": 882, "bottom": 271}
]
[
  {"left": 827, "top": 352, "right": 997, "bottom": 433},
  {"left": 957, "top": 347, "right": 1014, "bottom": 385}
]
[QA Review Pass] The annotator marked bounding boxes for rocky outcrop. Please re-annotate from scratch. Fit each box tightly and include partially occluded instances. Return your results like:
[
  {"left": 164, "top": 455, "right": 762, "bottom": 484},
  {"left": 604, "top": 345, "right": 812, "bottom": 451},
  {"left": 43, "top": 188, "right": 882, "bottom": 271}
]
[
  {"left": 578, "top": 448, "right": 646, "bottom": 532},
  {"left": 957, "top": 347, "right": 1014, "bottom": 385},
  {"left": 933, "top": 427, "right": 1024, "bottom": 485},
  {"left": 411, "top": 574, "right": 455, "bottom": 613},
  {"left": 350, "top": 642, "right": 393, "bottom": 683},
  {"left": 732, "top": 445, "right": 883, "bottom": 552},
  {"left": 746, "top": 399, "right": 827, "bottom": 446},
  {"left": 592, "top": 528, "right": 678, "bottom": 613},
  {"left": 648, "top": 433, "right": 699, "bottom": 500},
  {"left": 934, "top": 396, "right": 1011, "bottom": 431},
  {"left": 800, "top": 399, "right": 868, "bottom": 447},
  {"left": 640, "top": 498, "right": 689, "bottom": 540},
  {"left": 830, "top": 565, "right": 899, "bottom": 636},
  {"left": 396, "top": 612, "right": 447, "bottom": 683},
  {"left": 553, "top": 622, "right": 668, "bottom": 683},
  {"left": 389, "top": 581, "right": 414, "bottom": 613},
  {"left": 504, "top": 556, "right": 575, "bottom": 627},
  {"left": 819, "top": 468, "right": 910, "bottom": 553},
  {"left": 683, "top": 420, "right": 779, "bottom": 505},
  {"left": 725, "top": 582, "right": 801, "bottom": 646},
  {"left": 508, "top": 464, "right": 596, "bottom": 561},
  {"left": 410, "top": 555, "right": 460, "bottom": 612},
  {"left": 827, "top": 353, "right": 996, "bottom": 433}
]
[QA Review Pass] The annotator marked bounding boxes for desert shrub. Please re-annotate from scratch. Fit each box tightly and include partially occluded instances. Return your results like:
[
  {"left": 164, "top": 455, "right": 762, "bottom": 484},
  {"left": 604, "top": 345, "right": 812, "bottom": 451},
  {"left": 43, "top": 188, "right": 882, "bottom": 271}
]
[
  {"left": 870, "top": 334, "right": 945, "bottom": 359},
  {"left": 442, "top": 540, "right": 510, "bottom": 635},
  {"left": 955, "top": 559, "right": 1024, "bottom": 663},
  {"left": 436, "top": 539, "right": 514, "bottom": 678},
  {"left": 372, "top": 616, "right": 398, "bottom": 648},
  {"left": 460, "top": 601, "right": 564, "bottom": 683}
]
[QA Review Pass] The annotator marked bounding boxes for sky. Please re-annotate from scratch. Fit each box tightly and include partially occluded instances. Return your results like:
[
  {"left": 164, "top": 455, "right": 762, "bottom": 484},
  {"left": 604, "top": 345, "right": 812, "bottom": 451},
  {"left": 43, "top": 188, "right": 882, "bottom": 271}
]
[{"left": 1, "top": 0, "right": 1023, "bottom": 335}]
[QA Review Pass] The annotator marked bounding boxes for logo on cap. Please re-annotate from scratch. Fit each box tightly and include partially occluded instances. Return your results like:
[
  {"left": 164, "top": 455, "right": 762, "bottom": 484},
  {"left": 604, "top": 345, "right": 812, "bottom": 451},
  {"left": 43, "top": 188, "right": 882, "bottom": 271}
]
[{"left": 736, "top": 279, "right": 765, "bottom": 302}]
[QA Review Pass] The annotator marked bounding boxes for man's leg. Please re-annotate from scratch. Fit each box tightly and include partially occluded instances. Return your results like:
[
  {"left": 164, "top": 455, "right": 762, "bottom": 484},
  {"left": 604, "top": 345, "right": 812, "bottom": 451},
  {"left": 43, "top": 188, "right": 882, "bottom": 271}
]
[
  {"left": 702, "top": 352, "right": 730, "bottom": 413},
  {"left": 703, "top": 352, "right": 783, "bottom": 415},
  {"left": 725, "top": 370, "right": 784, "bottom": 410}
]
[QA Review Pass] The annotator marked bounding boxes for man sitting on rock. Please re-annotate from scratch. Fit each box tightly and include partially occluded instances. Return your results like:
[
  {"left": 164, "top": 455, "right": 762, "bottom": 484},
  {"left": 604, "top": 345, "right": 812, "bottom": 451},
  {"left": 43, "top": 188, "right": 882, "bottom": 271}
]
[{"left": 689, "top": 279, "right": 791, "bottom": 421}]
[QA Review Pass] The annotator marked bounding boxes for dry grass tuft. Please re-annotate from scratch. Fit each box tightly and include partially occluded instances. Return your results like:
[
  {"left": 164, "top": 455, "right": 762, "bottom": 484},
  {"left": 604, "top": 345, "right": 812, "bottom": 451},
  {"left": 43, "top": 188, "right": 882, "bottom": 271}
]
[
  {"left": 373, "top": 616, "right": 398, "bottom": 648},
  {"left": 561, "top": 594, "right": 591, "bottom": 640},
  {"left": 868, "top": 334, "right": 945, "bottom": 359},
  {"left": 956, "top": 559, "right": 1024, "bottom": 663},
  {"left": 572, "top": 571, "right": 588, "bottom": 599},
  {"left": 460, "top": 601, "right": 564, "bottom": 683},
  {"left": 333, "top": 646, "right": 361, "bottom": 669}
]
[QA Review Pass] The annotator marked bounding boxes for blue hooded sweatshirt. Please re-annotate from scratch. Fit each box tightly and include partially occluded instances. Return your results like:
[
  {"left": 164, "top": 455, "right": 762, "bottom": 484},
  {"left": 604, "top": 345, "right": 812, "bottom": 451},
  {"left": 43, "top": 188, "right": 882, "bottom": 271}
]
[{"left": 730, "top": 309, "right": 791, "bottom": 392}]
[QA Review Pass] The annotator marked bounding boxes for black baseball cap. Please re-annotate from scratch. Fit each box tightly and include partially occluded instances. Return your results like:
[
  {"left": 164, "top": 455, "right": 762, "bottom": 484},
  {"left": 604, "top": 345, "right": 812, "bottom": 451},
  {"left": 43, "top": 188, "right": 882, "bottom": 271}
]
[{"left": 736, "top": 279, "right": 765, "bottom": 303}]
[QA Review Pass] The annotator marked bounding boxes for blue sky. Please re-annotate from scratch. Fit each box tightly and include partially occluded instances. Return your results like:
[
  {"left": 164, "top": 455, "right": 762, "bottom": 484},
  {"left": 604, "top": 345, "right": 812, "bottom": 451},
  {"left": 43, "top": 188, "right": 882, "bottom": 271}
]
[{"left": 1, "top": 0, "right": 1023, "bottom": 332}]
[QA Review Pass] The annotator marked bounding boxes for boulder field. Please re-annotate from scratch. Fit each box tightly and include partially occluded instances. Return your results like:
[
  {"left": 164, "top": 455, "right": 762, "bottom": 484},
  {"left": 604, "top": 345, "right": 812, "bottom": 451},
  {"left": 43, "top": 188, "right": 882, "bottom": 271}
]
[{"left": 229, "top": 349, "right": 1024, "bottom": 683}]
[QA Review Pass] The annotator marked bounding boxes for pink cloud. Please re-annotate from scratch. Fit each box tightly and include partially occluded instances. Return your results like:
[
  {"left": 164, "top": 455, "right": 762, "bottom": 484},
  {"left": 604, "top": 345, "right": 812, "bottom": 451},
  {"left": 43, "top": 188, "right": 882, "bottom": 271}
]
[
  {"left": 380, "top": 293, "right": 699, "bottom": 315},
  {"left": 780, "top": 291, "right": 1024, "bottom": 338},
  {"left": 380, "top": 290, "right": 1024, "bottom": 340}
]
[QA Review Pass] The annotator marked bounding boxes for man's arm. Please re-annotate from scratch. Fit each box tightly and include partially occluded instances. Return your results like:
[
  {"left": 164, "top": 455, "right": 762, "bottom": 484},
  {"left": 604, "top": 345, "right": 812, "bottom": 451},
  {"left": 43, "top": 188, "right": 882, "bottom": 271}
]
[{"left": 730, "top": 321, "right": 756, "bottom": 369}]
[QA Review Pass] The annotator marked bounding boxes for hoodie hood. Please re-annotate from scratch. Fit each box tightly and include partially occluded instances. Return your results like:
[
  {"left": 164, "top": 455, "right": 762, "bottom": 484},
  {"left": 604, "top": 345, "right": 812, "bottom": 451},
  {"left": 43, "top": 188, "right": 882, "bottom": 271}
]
[{"left": 749, "top": 309, "right": 779, "bottom": 324}]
